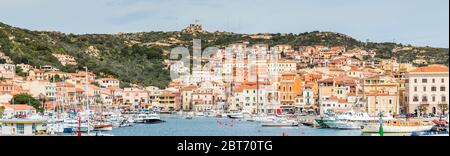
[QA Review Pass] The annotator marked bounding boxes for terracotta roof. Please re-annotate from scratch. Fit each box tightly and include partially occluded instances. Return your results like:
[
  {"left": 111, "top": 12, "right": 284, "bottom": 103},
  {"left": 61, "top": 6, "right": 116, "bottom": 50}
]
[
  {"left": 181, "top": 85, "right": 198, "bottom": 91},
  {"left": 409, "top": 64, "right": 448, "bottom": 73},
  {"left": 75, "top": 87, "right": 85, "bottom": 92}
]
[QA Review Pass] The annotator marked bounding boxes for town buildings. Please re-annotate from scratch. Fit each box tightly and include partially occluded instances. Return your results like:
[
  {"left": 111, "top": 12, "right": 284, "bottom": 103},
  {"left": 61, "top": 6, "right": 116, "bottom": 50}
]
[{"left": 406, "top": 64, "right": 449, "bottom": 115}]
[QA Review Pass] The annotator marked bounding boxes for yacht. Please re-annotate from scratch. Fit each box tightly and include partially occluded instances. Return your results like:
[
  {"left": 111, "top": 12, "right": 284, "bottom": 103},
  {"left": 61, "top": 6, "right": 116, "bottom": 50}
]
[
  {"left": 227, "top": 112, "right": 244, "bottom": 119},
  {"left": 143, "top": 112, "right": 163, "bottom": 124},
  {"left": 252, "top": 115, "right": 278, "bottom": 123},
  {"left": 362, "top": 120, "right": 434, "bottom": 133},
  {"left": 94, "top": 122, "right": 113, "bottom": 131},
  {"left": 133, "top": 114, "right": 147, "bottom": 123},
  {"left": 322, "top": 111, "right": 395, "bottom": 129},
  {"left": 261, "top": 118, "right": 299, "bottom": 127}
]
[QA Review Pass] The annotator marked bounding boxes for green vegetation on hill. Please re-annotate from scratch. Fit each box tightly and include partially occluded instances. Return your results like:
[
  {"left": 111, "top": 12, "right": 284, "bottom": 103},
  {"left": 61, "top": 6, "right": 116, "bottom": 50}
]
[{"left": 0, "top": 22, "right": 448, "bottom": 89}]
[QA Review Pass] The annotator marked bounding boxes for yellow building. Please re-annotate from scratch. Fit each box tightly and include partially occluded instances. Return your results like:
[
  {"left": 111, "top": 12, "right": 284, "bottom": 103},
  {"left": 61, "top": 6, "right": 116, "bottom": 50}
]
[{"left": 362, "top": 75, "right": 400, "bottom": 115}]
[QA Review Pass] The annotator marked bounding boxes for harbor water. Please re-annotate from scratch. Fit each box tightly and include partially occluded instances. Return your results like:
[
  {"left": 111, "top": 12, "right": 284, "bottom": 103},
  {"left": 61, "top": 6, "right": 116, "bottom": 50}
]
[{"left": 108, "top": 115, "right": 364, "bottom": 136}]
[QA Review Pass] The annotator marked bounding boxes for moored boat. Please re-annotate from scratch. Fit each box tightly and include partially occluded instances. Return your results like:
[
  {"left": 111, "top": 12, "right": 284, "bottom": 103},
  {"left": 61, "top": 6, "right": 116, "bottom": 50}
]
[
  {"left": 227, "top": 112, "right": 244, "bottom": 119},
  {"left": 362, "top": 120, "right": 434, "bottom": 133},
  {"left": 325, "top": 120, "right": 362, "bottom": 130},
  {"left": 261, "top": 119, "right": 299, "bottom": 127},
  {"left": 94, "top": 122, "right": 113, "bottom": 131}
]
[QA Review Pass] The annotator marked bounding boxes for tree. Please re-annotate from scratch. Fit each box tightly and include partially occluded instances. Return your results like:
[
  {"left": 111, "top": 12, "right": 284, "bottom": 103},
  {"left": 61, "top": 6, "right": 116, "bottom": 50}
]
[
  {"left": 15, "top": 66, "right": 28, "bottom": 77},
  {"left": 280, "top": 51, "right": 286, "bottom": 57},
  {"left": 417, "top": 103, "right": 429, "bottom": 117},
  {"left": 10, "top": 93, "right": 44, "bottom": 113},
  {"left": 0, "top": 105, "right": 5, "bottom": 117},
  {"left": 438, "top": 103, "right": 448, "bottom": 116},
  {"left": 50, "top": 74, "right": 64, "bottom": 83}
]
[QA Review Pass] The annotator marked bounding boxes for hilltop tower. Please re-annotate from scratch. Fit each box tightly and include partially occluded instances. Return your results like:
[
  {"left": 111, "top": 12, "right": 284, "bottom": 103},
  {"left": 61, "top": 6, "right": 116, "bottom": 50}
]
[{"left": 182, "top": 20, "right": 204, "bottom": 34}]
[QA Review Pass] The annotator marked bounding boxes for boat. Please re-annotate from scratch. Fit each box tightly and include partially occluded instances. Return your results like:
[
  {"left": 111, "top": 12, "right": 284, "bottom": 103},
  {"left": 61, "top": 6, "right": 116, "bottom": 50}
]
[
  {"left": 195, "top": 112, "right": 205, "bottom": 117},
  {"left": 319, "top": 111, "right": 395, "bottom": 129},
  {"left": 142, "top": 112, "right": 163, "bottom": 124},
  {"left": 184, "top": 115, "right": 193, "bottom": 119},
  {"left": 133, "top": 114, "right": 147, "bottom": 123},
  {"left": 94, "top": 122, "right": 113, "bottom": 131},
  {"left": 325, "top": 120, "right": 361, "bottom": 130},
  {"left": 362, "top": 120, "right": 434, "bottom": 133},
  {"left": 253, "top": 115, "right": 278, "bottom": 123},
  {"left": 261, "top": 118, "right": 299, "bottom": 127},
  {"left": 227, "top": 112, "right": 244, "bottom": 119},
  {"left": 315, "top": 116, "right": 336, "bottom": 128},
  {"left": 63, "top": 119, "right": 92, "bottom": 133}
]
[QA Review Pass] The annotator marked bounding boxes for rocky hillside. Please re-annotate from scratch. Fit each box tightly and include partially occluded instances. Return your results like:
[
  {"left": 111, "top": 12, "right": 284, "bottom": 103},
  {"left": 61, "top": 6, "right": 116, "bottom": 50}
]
[{"left": 0, "top": 22, "right": 448, "bottom": 88}]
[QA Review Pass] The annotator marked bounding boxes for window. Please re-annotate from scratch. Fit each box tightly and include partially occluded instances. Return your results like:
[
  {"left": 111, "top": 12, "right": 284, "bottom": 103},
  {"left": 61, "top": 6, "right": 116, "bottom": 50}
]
[
  {"left": 389, "top": 99, "right": 393, "bottom": 105},
  {"left": 440, "top": 86, "right": 446, "bottom": 92},
  {"left": 423, "top": 87, "right": 426, "bottom": 92},
  {"left": 431, "top": 86, "right": 437, "bottom": 92},
  {"left": 432, "top": 96, "right": 436, "bottom": 102},
  {"left": 442, "top": 79, "right": 445, "bottom": 83},
  {"left": 414, "top": 86, "right": 417, "bottom": 92},
  {"left": 442, "top": 96, "right": 447, "bottom": 102},
  {"left": 16, "top": 124, "right": 25, "bottom": 135},
  {"left": 422, "top": 96, "right": 428, "bottom": 102},
  {"left": 414, "top": 79, "right": 417, "bottom": 83},
  {"left": 432, "top": 79, "right": 435, "bottom": 83},
  {"left": 422, "top": 79, "right": 427, "bottom": 83},
  {"left": 413, "top": 96, "right": 419, "bottom": 102}
]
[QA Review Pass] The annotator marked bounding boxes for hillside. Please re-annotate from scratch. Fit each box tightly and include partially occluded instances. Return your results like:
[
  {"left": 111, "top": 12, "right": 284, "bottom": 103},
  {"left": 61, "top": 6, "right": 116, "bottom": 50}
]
[{"left": 0, "top": 22, "right": 448, "bottom": 88}]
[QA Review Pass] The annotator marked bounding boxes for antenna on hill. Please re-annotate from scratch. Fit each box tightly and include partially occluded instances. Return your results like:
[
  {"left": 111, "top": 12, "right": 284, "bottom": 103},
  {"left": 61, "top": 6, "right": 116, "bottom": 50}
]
[{"left": 195, "top": 19, "right": 200, "bottom": 25}]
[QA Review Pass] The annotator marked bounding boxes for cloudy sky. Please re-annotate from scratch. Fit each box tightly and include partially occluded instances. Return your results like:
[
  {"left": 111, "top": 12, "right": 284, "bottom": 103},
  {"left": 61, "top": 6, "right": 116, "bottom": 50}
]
[{"left": 0, "top": 0, "right": 448, "bottom": 47}]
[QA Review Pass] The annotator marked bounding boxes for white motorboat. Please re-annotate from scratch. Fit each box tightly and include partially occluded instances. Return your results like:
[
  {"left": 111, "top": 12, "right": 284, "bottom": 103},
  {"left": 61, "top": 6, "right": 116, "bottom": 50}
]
[
  {"left": 253, "top": 115, "right": 278, "bottom": 123},
  {"left": 325, "top": 120, "right": 362, "bottom": 130},
  {"left": 227, "top": 112, "right": 244, "bottom": 119},
  {"left": 133, "top": 114, "right": 147, "bottom": 123},
  {"left": 63, "top": 119, "right": 93, "bottom": 133},
  {"left": 261, "top": 118, "right": 299, "bottom": 127},
  {"left": 184, "top": 115, "right": 193, "bottom": 119},
  {"left": 195, "top": 112, "right": 205, "bottom": 117},
  {"left": 323, "top": 111, "right": 395, "bottom": 130},
  {"left": 143, "top": 113, "right": 163, "bottom": 124}
]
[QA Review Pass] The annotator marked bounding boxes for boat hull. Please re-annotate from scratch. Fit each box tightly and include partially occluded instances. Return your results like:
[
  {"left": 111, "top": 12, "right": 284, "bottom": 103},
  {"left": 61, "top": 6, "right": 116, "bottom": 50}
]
[
  {"left": 325, "top": 121, "right": 361, "bottom": 130},
  {"left": 315, "top": 119, "right": 335, "bottom": 128},
  {"left": 143, "top": 119, "right": 163, "bottom": 124},
  {"left": 227, "top": 115, "right": 244, "bottom": 119},
  {"left": 362, "top": 125, "right": 433, "bottom": 133},
  {"left": 261, "top": 124, "right": 299, "bottom": 127}
]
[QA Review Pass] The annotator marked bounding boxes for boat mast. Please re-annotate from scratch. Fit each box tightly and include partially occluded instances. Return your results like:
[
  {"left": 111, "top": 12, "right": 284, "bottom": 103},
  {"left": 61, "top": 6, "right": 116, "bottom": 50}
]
[
  {"left": 85, "top": 66, "right": 90, "bottom": 135},
  {"left": 256, "top": 61, "right": 259, "bottom": 115}
]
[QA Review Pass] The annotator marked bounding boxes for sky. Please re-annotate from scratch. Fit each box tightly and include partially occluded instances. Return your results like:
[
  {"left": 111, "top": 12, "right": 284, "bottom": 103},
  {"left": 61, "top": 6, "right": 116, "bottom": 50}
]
[{"left": 0, "top": 0, "right": 448, "bottom": 47}]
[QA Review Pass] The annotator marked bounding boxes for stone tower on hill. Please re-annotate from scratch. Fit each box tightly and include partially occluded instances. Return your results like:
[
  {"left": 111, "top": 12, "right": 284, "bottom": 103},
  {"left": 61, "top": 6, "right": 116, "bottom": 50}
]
[{"left": 182, "top": 20, "right": 204, "bottom": 34}]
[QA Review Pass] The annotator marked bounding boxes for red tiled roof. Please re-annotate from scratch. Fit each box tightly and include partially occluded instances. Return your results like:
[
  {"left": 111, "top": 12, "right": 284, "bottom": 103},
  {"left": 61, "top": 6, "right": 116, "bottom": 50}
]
[{"left": 410, "top": 64, "right": 448, "bottom": 73}]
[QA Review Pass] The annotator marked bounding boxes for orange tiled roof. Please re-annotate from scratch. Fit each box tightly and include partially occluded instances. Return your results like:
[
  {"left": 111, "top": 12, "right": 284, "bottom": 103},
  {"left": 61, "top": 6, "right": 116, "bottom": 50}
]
[{"left": 410, "top": 64, "right": 448, "bottom": 73}]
